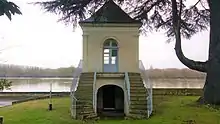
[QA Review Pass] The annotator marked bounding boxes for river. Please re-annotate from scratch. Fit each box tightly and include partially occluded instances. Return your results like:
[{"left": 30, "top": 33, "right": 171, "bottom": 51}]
[
  {"left": 0, "top": 78, "right": 205, "bottom": 107},
  {"left": 1, "top": 78, "right": 205, "bottom": 92}
]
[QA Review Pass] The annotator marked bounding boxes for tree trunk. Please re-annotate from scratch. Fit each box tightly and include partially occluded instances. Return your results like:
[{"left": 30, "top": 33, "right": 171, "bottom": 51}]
[
  {"left": 203, "top": 0, "right": 220, "bottom": 104},
  {"left": 171, "top": 0, "right": 208, "bottom": 73}
]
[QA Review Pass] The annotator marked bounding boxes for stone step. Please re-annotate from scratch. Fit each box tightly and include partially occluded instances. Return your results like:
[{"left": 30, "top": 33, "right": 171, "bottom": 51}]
[
  {"left": 77, "top": 110, "right": 94, "bottom": 114},
  {"left": 96, "top": 73, "right": 124, "bottom": 78},
  {"left": 76, "top": 100, "right": 92, "bottom": 106},
  {"left": 129, "top": 80, "right": 143, "bottom": 83},
  {"left": 130, "top": 103, "right": 147, "bottom": 107},
  {"left": 130, "top": 109, "right": 148, "bottom": 115},
  {"left": 130, "top": 83, "right": 145, "bottom": 86},
  {"left": 130, "top": 80, "right": 143, "bottom": 82},
  {"left": 78, "top": 84, "right": 93, "bottom": 87},
  {"left": 130, "top": 91, "right": 147, "bottom": 94},
  {"left": 130, "top": 97, "right": 147, "bottom": 101},
  {"left": 130, "top": 93, "right": 147, "bottom": 96},
  {"left": 130, "top": 98, "right": 147, "bottom": 101},
  {"left": 78, "top": 80, "right": 93, "bottom": 82},
  {"left": 129, "top": 77, "right": 143, "bottom": 80},
  {"left": 76, "top": 87, "right": 93, "bottom": 91},
  {"left": 96, "top": 77, "right": 124, "bottom": 80},
  {"left": 81, "top": 72, "right": 94, "bottom": 74},
  {"left": 75, "top": 90, "right": 93, "bottom": 94},
  {"left": 79, "top": 75, "right": 94, "bottom": 79},
  {"left": 76, "top": 91, "right": 93, "bottom": 94},
  {"left": 75, "top": 89, "right": 93, "bottom": 93},
  {"left": 77, "top": 113, "right": 96, "bottom": 120},
  {"left": 130, "top": 105, "right": 147, "bottom": 109},
  {"left": 76, "top": 95, "right": 93, "bottom": 102},
  {"left": 128, "top": 73, "right": 141, "bottom": 76},
  {"left": 80, "top": 72, "right": 94, "bottom": 76},
  {"left": 83, "top": 113, "right": 98, "bottom": 119},
  {"left": 76, "top": 97, "right": 93, "bottom": 100},
  {"left": 75, "top": 92, "right": 93, "bottom": 95},
  {"left": 85, "top": 113, "right": 98, "bottom": 119},
  {"left": 76, "top": 101, "right": 92, "bottom": 105},
  {"left": 130, "top": 93, "right": 147, "bottom": 97},
  {"left": 79, "top": 78, "right": 94, "bottom": 81},
  {"left": 130, "top": 89, "right": 147, "bottom": 92},
  {"left": 75, "top": 97, "right": 93, "bottom": 101},
  {"left": 130, "top": 83, "right": 144, "bottom": 87},
  {"left": 77, "top": 84, "right": 93, "bottom": 87},
  {"left": 130, "top": 80, "right": 143, "bottom": 83},
  {"left": 130, "top": 84, "right": 145, "bottom": 86},
  {"left": 76, "top": 110, "right": 94, "bottom": 115},
  {"left": 76, "top": 86, "right": 93, "bottom": 89},
  {"left": 79, "top": 76, "right": 94, "bottom": 79},
  {"left": 127, "top": 113, "right": 147, "bottom": 119},
  {"left": 130, "top": 88, "right": 146, "bottom": 91},
  {"left": 76, "top": 101, "right": 93, "bottom": 105},
  {"left": 79, "top": 79, "right": 94, "bottom": 82},
  {"left": 130, "top": 89, "right": 147, "bottom": 93},
  {"left": 81, "top": 111, "right": 95, "bottom": 115},
  {"left": 130, "top": 86, "right": 146, "bottom": 90},
  {"left": 130, "top": 85, "right": 144, "bottom": 88},
  {"left": 130, "top": 90, "right": 146, "bottom": 93},
  {"left": 130, "top": 99, "right": 147, "bottom": 104},
  {"left": 130, "top": 83, "right": 144, "bottom": 86},
  {"left": 96, "top": 72, "right": 124, "bottom": 74},
  {"left": 75, "top": 91, "right": 93, "bottom": 94},
  {"left": 130, "top": 101, "right": 147, "bottom": 105},
  {"left": 78, "top": 83, "right": 93, "bottom": 86},
  {"left": 76, "top": 104, "right": 93, "bottom": 109},
  {"left": 128, "top": 77, "right": 142, "bottom": 80},
  {"left": 130, "top": 96, "right": 147, "bottom": 99}
]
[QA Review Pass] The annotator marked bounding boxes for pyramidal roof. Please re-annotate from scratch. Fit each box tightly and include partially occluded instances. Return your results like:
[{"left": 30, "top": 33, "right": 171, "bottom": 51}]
[{"left": 79, "top": 0, "right": 141, "bottom": 24}]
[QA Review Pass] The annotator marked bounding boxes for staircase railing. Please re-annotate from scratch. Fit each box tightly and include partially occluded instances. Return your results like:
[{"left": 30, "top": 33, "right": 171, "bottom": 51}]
[
  {"left": 139, "top": 60, "right": 153, "bottom": 118},
  {"left": 93, "top": 72, "right": 97, "bottom": 113},
  {"left": 70, "top": 59, "right": 83, "bottom": 118},
  {"left": 124, "top": 72, "right": 130, "bottom": 113}
]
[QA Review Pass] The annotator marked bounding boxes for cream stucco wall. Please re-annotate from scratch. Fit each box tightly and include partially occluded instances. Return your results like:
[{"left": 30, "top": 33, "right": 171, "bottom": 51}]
[
  {"left": 94, "top": 78, "right": 129, "bottom": 115},
  {"left": 81, "top": 23, "right": 140, "bottom": 72}
]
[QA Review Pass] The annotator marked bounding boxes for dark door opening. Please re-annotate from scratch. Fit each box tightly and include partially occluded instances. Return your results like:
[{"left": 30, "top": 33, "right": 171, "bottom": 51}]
[
  {"left": 103, "top": 85, "right": 115, "bottom": 110},
  {"left": 97, "top": 85, "right": 124, "bottom": 117}
]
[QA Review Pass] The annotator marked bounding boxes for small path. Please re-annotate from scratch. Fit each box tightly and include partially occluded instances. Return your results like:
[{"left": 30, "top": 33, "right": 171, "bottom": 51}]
[
  {"left": 0, "top": 96, "right": 28, "bottom": 108},
  {"left": 0, "top": 100, "right": 13, "bottom": 107}
]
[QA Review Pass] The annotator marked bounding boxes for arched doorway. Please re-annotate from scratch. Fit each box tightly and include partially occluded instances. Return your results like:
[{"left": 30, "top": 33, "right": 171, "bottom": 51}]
[
  {"left": 103, "top": 39, "right": 118, "bottom": 72},
  {"left": 97, "top": 85, "right": 124, "bottom": 117}
]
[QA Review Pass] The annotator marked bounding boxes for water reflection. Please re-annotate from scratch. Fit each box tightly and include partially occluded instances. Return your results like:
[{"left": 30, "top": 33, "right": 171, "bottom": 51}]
[
  {"left": 2, "top": 78, "right": 205, "bottom": 92},
  {"left": 3, "top": 78, "right": 72, "bottom": 92},
  {"left": 151, "top": 78, "right": 205, "bottom": 89}
]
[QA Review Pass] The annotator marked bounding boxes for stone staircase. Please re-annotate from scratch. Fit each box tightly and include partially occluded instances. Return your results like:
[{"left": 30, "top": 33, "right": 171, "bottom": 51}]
[
  {"left": 128, "top": 72, "right": 148, "bottom": 119},
  {"left": 73, "top": 72, "right": 149, "bottom": 119},
  {"left": 74, "top": 72, "right": 97, "bottom": 119}
]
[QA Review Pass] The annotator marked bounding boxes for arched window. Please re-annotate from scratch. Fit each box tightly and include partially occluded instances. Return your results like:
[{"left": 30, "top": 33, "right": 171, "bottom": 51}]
[{"left": 103, "top": 38, "right": 118, "bottom": 48}]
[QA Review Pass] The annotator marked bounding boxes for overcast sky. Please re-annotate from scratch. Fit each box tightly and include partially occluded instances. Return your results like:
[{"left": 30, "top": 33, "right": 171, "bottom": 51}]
[{"left": 0, "top": 0, "right": 209, "bottom": 69}]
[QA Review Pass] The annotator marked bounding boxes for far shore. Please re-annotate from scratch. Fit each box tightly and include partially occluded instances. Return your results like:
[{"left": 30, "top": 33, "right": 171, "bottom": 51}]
[{"left": 1, "top": 76, "right": 206, "bottom": 79}]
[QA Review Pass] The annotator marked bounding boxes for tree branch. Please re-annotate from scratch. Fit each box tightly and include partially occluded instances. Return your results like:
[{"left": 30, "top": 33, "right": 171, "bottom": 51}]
[
  {"left": 191, "top": 0, "right": 201, "bottom": 9},
  {"left": 172, "top": 0, "right": 208, "bottom": 73},
  {"left": 200, "top": 0, "right": 210, "bottom": 12}
]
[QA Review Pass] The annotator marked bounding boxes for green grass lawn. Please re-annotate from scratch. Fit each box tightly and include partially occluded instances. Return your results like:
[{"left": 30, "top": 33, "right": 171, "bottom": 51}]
[{"left": 1, "top": 95, "right": 220, "bottom": 124}]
